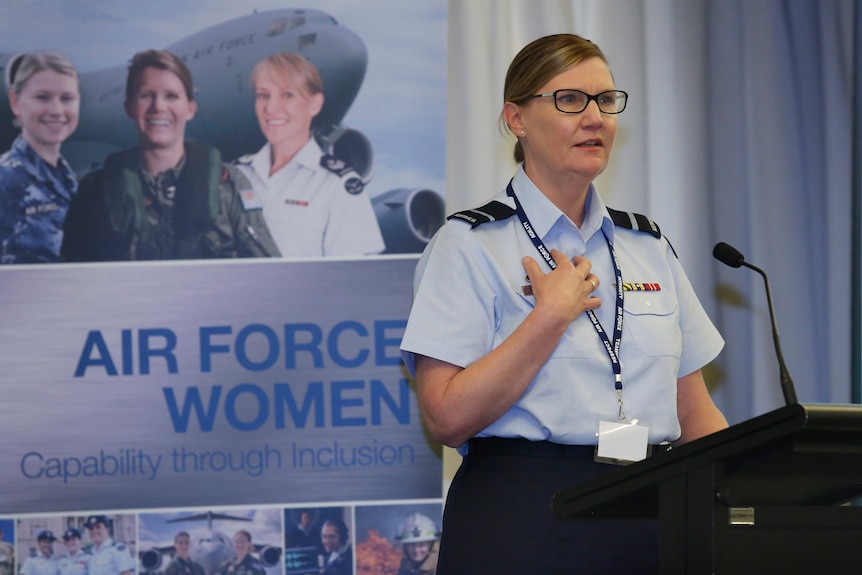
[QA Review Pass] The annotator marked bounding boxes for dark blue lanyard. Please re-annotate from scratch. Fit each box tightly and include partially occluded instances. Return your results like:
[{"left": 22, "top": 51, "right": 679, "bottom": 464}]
[{"left": 507, "top": 181, "right": 626, "bottom": 407}]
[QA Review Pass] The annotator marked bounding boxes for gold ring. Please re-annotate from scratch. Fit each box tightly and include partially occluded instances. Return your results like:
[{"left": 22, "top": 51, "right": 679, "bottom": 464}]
[{"left": 588, "top": 278, "right": 597, "bottom": 291}]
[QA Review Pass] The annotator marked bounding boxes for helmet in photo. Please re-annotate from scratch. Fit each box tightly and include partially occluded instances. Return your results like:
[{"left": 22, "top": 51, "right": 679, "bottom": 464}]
[{"left": 394, "top": 513, "right": 440, "bottom": 544}]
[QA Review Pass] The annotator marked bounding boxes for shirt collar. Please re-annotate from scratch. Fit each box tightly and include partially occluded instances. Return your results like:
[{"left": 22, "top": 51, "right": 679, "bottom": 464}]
[
  {"left": 511, "top": 164, "right": 614, "bottom": 243},
  {"left": 12, "top": 135, "right": 79, "bottom": 195},
  {"left": 253, "top": 138, "right": 322, "bottom": 178}
]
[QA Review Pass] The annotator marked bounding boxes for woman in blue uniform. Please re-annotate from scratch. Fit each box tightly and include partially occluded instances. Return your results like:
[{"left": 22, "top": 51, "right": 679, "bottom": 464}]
[
  {"left": 57, "top": 528, "right": 90, "bottom": 575},
  {"left": 400, "top": 33, "right": 729, "bottom": 573},
  {"left": 19, "top": 531, "right": 58, "bottom": 575},
  {"left": 0, "top": 51, "right": 79, "bottom": 264},
  {"left": 84, "top": 516, "right": 134, "bottom": 575}
]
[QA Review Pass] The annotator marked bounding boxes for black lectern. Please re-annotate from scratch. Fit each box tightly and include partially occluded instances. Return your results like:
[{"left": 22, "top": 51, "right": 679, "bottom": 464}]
[{"left": 553, "top": 403, "right": 862, "bottom": 574}]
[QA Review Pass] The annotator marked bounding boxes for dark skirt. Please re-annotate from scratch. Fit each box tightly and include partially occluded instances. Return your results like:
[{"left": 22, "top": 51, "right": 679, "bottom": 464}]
[{"left": 436, "top": 438, "right": 659, "bottom": 574}]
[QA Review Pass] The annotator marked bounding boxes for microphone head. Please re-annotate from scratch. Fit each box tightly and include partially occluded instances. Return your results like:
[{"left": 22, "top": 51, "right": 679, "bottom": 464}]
[{"left": 713, "top": 242, "right": 745, "bottom": 268}]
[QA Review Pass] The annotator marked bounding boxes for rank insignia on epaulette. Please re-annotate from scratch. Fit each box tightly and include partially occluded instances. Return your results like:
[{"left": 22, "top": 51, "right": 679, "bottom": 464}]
[
  {"left": 320, "top": 154, "right": 364, "bottom": 194},
  {"left": 344, "top": 175, "right": 364, "bottom": 195},
  {"left": 622, "top": 282, "right": 661, "bottom": 291}
]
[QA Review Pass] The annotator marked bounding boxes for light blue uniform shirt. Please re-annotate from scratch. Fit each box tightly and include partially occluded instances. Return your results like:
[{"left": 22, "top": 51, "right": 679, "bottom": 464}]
[
  {"left": 88, "top": 540, "right": 133, "bottom": 575},
  {"left": 19, "top": 554, "right": 58, "bottom": 575},
  {"left": 401, "top": 166, "right": 724, "bottom": 449},
  {"left": 57, "top": 550, "right": 90, "bottom": 575}
]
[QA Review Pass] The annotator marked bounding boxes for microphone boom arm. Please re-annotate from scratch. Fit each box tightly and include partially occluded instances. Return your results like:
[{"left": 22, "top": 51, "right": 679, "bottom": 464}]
[{"left": 739, "top": 260, "right": 799, "bottom": 405}]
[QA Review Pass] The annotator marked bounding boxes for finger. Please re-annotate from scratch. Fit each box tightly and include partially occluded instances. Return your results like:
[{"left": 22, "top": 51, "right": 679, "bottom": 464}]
[
  {"left": 585, "top": 274, "right": 599, "bottom": 292},
  {"left": 572, "top": 255, "right": 593, "bottom": 272},
  {"left": 549, "top": 249, "right": 574, "bottom": 270},
  {"left": 522, "top": 256, "right": 542, "bottom": 281}
]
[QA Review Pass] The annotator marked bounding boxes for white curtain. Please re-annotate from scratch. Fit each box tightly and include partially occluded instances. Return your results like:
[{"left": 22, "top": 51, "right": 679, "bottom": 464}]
[{"left": 446, "top": 0, "right": 856, "bottom": 427}]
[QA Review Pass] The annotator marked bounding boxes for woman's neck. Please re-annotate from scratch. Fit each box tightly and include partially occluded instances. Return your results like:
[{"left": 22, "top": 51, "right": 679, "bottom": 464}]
[
  {"left": 523, "top": 163, "right": 590, "bottom": 227},
  {"left": 269, "top": 136, "right": 310, "bottom": 175},
  {"left": 141, "top": 144, "right": 184, "bottom": 177},
  {"left": 23, "top": 133, "right": 61, "bottom": 167}
]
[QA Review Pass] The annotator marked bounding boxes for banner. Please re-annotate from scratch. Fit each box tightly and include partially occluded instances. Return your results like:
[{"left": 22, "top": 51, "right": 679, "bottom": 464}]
[
  {"left": 1, "top": 5, "right": 446, "bottom": 574},
  {"left": 1, "top": 256, "right": 441, "bottom": 513}
]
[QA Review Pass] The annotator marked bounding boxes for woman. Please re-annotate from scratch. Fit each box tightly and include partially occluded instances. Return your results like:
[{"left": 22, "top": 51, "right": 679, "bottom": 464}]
[
  {"left": 83, "top": 516, "right": 134, "bottom": 575},
  {"left": 57, "top": 528, "right": 90, "bottom": 575},
  {"left": 395, "top": 513, "right": 439, "bottom": 575},
  {"left": 0, "top": 51, "right": 79, "bottom": 264},
  {"left": 318, "top": 519, "right": 351, "bottom": 575},
  {"left": 163, "top": 532, "right": 204, "bottom": 575},
  {"left": 400, "top": 34, "right": 729, "bottom": 573},
  {"left": 61, "top": 49, "right": 278, "bottom": 261},
  {"left": 234, "top": 52, "right": 384, "bottom": 257},
  {"left": 218, "top": 531, "right": 264, "bottom": 575}
]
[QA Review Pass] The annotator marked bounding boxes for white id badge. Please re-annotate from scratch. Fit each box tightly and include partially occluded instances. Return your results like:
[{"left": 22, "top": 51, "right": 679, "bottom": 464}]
[{"left": 595, "top": 418, "right": 651, "bottom": 465}]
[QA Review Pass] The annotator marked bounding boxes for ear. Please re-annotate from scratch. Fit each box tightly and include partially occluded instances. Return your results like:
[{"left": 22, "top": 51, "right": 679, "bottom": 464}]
[
  {"left": 8, "top": 91, "right": 20, "bottom": 117},
  {"left": 502, "top": 101, "right": 524, "bottom": 135},
  {"left": 310, "top": 92, "right": 324, "bottom": 118},
  {"left": 124, "top": 99, "right": 134, "bottom": 120},
  {"left": 186, "top": 99, "right": 198, "bottom": 121}
]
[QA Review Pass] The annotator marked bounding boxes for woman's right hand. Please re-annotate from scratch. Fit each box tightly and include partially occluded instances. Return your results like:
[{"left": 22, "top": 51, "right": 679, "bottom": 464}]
[{"left": 522, "top": 249, "right": 601, "bottom": 325}]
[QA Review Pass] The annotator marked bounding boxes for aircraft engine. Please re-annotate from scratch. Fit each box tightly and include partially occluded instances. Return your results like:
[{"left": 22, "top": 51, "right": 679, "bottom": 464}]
[
  {"left": 372, "top": 188, "right": 445, "bottom": 254},
  {"left": 139, "top": 549, "right": 164, "bottom": 572},
  {"left": 256, "top": 545, "right": 282, "bottom": 568}
]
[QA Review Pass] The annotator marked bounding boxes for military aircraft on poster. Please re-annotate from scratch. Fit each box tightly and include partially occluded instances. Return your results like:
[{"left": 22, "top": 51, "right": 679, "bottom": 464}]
[
  {"left": 138, "top": 511, "right": 281, "bottom": 575},
  {"left": 0, "top": 8, "right": 444, "bottom": 253}
]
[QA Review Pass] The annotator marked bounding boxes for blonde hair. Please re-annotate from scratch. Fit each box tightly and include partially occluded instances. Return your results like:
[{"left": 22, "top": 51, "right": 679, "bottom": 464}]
[
  {"left": 6, "top": 51, "right": 79, "bottom": 128},
  {"left": 501, "top": 34, "right": 609, "bottom": 163},
  {"left": 5, "top": 51, "right": 78, "bottom": 95},
  {"left": 251, "top": 52, "right": 323, "bottom": 96}
]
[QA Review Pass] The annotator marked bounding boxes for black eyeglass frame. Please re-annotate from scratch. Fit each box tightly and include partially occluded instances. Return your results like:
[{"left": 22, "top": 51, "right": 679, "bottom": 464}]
[{"left": 528, "top": 89, "right": 629, "bottom": 114}]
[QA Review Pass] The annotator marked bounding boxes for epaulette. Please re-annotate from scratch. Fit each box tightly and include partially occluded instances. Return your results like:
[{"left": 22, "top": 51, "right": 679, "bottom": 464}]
[
  {"left": 607, "top": 207, "right": 661, "bottom": 238},
  {"left": 608, "top": 207, "right": 679, "bottom": 258},
  {"left": 320, "top": 154, "right": 364, "bottom": 195},
  {"left": 447, "top": 200, "right": 516, "bottom": 229}
]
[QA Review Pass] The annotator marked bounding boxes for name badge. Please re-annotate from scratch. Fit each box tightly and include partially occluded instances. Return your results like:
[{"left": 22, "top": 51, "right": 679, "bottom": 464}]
[{"left": 595, "top": 418, "right": 651, "bottom": 464}]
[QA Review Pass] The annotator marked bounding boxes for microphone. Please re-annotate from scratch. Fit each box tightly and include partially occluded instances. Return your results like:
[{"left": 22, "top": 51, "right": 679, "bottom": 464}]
[{"left": 713, "top": 242, "right": 798, "bottom": 405}]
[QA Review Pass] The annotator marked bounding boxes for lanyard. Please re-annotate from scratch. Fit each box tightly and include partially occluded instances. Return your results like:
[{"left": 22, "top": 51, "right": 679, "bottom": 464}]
[{"left": 506, "top": 181, "right": 628, "bottom": 419}]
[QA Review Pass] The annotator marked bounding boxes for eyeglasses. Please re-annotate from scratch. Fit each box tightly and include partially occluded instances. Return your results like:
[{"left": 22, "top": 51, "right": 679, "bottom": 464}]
[{"left": 529, "top": 89, "right": 628, "bottom": 114}]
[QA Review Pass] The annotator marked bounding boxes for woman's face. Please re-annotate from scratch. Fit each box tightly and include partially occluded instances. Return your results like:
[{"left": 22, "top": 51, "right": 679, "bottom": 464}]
[
  {"left": 88, "top": 523, "right": 108, "bottom": 546},
  {"left": 64, "top": 537, "right": 81, "bottom": 554},
  {"left": 9, "top": 70, "right": 79, "bottom": 153},
  {"left": 37, "top": 539, "right": 54, "bottom": 557},
  {"left": 174, "top": 534, "right": 190, "bottom": 558},
  {"left": 126, "top": 67, "right": 196, "bottom": 151},
  {"left": 514, "top": 57, "right": 618, "bottom": 185},
  {"left": 233, "top": 532, "right": 251, "bottom": 557},
  {"left": 404, "top": 541, "right": 431, "bottom": 563},
  {"left": 254, "top": 65, "right": 322, "bottom": 150}
]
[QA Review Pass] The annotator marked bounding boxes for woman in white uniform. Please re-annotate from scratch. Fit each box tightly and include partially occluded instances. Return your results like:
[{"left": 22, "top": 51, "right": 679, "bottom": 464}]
[{"left": 235, "top": 52, "right": 384, "bottom": 257}]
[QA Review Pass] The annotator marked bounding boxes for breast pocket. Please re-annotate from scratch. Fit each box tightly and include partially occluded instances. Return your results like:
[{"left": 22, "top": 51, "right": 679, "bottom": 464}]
[
  {"left": 624, "top": 295, "right": 681, "bottom": 358},
  {"left": 511, "top": 285, "right": 595, "bottom": 359}
]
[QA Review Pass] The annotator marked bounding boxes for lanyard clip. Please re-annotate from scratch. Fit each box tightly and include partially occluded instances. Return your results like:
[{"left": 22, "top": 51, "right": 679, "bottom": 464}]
[{"left": 616, "top": 389, "right": 626, "bottom": 421}]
